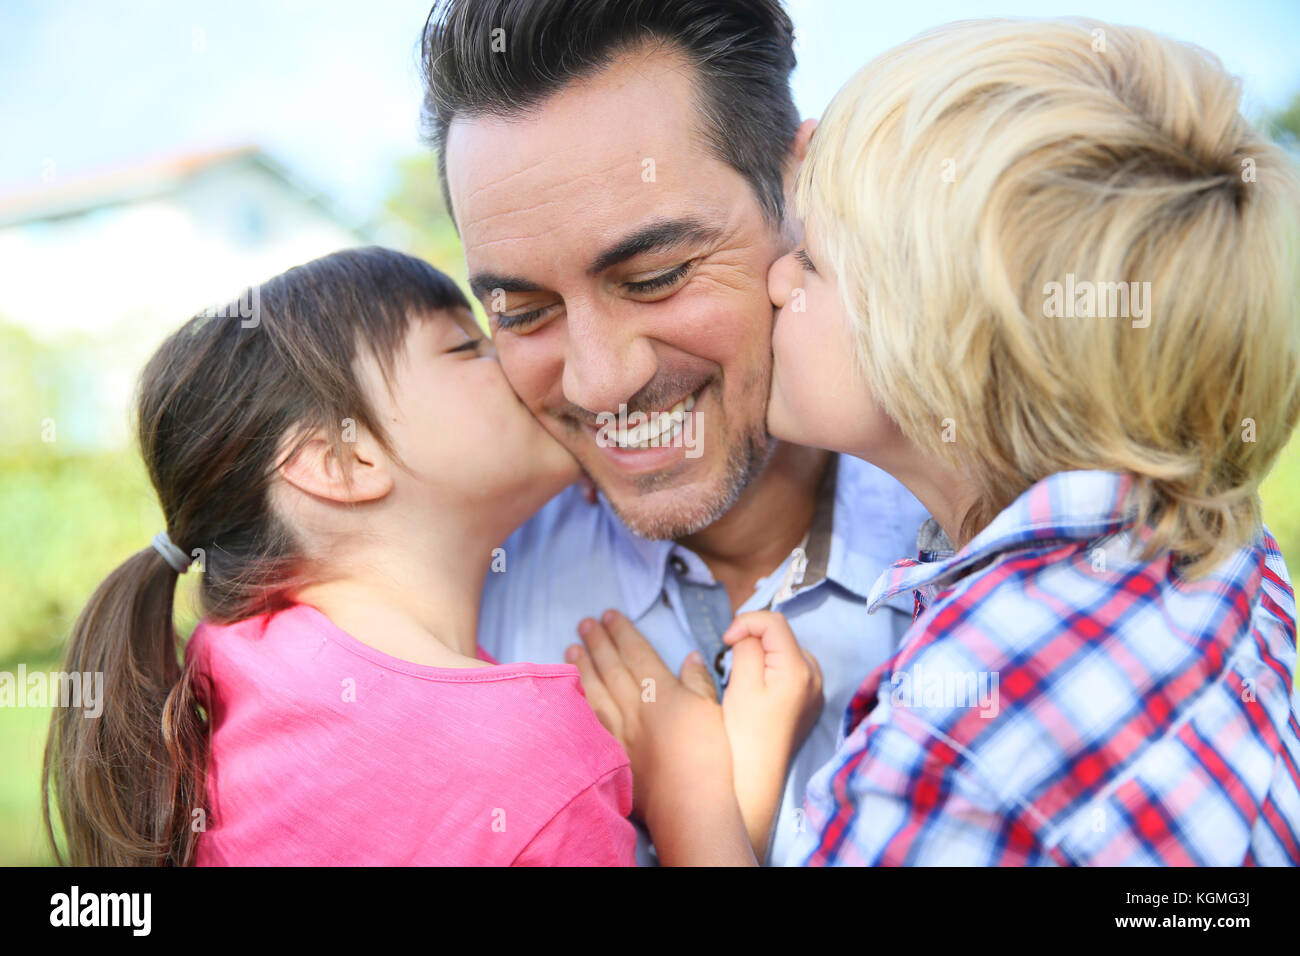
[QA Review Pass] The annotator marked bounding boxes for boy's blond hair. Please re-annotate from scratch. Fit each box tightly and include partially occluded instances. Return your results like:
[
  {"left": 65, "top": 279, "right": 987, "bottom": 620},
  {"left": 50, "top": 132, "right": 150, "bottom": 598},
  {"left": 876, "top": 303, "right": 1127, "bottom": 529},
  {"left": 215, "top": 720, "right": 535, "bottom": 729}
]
[{"left": 799, "top": 18, "right": 1300, "bottom": 572}]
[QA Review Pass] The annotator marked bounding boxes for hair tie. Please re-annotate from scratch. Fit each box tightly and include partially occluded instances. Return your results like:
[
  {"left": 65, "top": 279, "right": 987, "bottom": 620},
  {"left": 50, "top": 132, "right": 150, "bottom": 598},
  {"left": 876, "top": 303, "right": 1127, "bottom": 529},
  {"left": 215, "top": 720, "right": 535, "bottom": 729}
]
[{"left": 151, "top": 531, "right": 193, "bottom": 574}]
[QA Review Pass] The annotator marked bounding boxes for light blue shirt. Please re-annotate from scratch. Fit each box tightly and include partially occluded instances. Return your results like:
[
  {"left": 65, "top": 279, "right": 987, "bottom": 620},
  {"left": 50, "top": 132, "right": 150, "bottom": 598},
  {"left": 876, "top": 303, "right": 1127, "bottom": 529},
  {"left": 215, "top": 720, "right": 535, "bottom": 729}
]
[{"left": 477, "top": 452, "right": 930, "bottom": 864}]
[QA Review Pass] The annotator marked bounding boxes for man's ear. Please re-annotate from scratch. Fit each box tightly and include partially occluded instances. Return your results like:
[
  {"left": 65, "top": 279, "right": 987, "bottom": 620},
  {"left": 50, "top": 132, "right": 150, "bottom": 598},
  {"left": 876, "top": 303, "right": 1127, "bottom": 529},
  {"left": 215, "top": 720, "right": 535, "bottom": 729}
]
[
  {"left": 783, "top": 117, "right": 819, "bottom": 188},
  {"left": 278, "top": 427, "right": 394, "bottom": 504},
  {"left": 791, "top": 117, "right": 818, "bottom": 165},
  {"left": 781, "top": 118, "right": 819, "bottom": 239}
]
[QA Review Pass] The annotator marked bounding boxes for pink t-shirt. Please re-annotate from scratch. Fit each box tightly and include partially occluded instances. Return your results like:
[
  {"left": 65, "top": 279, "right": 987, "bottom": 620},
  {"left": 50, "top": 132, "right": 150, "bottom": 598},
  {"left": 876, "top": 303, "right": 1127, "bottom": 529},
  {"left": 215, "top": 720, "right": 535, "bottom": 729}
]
[{"left": 186, "top": 603, "right": 637, "bottom": 865}]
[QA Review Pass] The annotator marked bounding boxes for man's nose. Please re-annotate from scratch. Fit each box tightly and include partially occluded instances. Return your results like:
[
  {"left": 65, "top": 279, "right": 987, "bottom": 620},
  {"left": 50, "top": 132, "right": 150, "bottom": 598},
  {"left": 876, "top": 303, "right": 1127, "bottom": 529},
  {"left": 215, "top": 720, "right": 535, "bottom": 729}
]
[
  {"left": 767, "top": 250, "right": 798, "bottom": 310},
  {"left": 561, "top": 301, "right": 656, "bottom": 416}
]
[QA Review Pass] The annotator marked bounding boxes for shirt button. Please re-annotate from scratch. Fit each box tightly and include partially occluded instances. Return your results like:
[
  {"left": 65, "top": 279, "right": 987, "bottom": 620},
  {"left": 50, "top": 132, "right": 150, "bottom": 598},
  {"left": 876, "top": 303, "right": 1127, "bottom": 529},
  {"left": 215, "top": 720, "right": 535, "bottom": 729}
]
[
  {"left": 669, "top": 555, "right": 688, "bottom": 576},
  {"left": 714, "top": 648, "right": 728, "bottom": 676}
]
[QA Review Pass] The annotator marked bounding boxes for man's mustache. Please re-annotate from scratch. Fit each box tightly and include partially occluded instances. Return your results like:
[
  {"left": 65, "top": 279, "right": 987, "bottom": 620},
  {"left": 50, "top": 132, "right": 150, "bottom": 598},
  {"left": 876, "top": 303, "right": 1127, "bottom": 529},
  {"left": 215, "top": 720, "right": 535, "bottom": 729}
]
[{"left": 556, "top": 376, "right": 711, "bottom": 430}]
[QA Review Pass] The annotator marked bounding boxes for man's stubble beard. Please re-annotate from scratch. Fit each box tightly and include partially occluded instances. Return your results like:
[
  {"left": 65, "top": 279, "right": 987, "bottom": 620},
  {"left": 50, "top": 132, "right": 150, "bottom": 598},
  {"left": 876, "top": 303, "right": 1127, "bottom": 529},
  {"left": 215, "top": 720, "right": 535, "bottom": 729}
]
[
  {"left": 608, "top": 425, "right": 775, "bottom": 541},
  {"left": 599, "top": 361, "right": 776, "bottom": 542}
]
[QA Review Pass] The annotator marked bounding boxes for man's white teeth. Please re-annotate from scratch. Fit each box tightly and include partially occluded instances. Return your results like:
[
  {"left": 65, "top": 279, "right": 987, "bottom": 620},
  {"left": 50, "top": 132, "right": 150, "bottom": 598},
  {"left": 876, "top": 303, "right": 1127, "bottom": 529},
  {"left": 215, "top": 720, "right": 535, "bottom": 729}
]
[{"left": 614, "top": 392, "right": 697, "bottom": 448}]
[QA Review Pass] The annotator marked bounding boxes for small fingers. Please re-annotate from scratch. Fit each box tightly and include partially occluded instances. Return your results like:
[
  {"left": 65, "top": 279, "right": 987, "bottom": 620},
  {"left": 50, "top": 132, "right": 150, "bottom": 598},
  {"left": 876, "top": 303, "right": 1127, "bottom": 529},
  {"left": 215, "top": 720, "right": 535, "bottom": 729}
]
[
  {"left": 722, "top": 610, "right": 796, "bottom": 651},
  {"left": 601, "top": 609, "right": 673, "bottom": 683},
  {"left": 721, "top": 610, "right": 769, "bottom": 647},
  {"left": 728, "top": 634, "right": 767, "bottom": 689},
  {"left": 578, "top": 616, "right": 642, "bottom": 705},
  {"left": 567, "top": 642, "right": 623, "bottom": 739},
  {"left": 800, "top": 646, "right": 825, "bottom": 697},
  {"left": 677, "top": 649, "right": 717, "bottom": 699}
]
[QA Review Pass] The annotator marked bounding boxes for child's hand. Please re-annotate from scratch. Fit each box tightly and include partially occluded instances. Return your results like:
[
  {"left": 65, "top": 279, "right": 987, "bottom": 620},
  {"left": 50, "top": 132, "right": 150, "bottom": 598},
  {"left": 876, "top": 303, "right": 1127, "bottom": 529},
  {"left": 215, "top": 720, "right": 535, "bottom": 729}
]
[
  {"left": 568, "top": 610, "right": 728, "bottom": 821},
  {"left": 567, "top": 609, "right": 755, "bottom": 866},
  {"left": 721, "top": 611, "right": 823, "bottom": 861}
]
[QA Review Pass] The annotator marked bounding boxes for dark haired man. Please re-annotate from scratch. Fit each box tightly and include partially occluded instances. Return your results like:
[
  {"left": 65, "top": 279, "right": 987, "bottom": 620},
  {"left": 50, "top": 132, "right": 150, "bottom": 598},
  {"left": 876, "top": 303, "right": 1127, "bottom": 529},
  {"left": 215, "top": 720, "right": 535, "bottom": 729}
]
[{"left": 422, "top": 0, "right": 928, "bottom": 864}]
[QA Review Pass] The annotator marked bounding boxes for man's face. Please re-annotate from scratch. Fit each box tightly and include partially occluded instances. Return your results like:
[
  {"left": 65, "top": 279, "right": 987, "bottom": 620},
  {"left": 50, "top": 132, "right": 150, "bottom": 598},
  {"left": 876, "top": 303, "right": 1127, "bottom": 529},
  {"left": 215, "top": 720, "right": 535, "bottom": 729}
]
[{"left": 445, "top": 45, "right": 788, "bottom": 540}]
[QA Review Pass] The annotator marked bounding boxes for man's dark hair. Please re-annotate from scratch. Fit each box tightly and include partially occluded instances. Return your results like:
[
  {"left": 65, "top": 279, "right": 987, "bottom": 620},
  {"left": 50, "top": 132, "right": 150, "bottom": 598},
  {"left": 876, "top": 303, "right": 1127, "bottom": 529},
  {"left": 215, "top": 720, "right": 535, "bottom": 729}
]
[{"left": 420, "top": 0, "right": 800, "bottom": 227}]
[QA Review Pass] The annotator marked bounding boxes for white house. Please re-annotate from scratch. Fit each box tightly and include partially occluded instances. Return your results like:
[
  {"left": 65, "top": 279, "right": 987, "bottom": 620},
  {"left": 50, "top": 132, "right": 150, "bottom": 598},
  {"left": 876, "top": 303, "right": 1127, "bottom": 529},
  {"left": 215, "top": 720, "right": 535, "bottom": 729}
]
[{"left": 0, "top": 145, "right": 370, "bottom": 449}]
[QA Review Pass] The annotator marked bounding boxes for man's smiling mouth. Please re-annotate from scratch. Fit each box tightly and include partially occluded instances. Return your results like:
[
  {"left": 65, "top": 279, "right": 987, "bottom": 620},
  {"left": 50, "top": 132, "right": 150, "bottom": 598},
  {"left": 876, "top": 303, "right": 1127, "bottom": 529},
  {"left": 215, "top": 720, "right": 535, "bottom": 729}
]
[
  {"left": 600, "top": 390, "right": 702, "bottom": 447},
  {"left": 581, "top": 384, "right": 706, "bottom": 452}
]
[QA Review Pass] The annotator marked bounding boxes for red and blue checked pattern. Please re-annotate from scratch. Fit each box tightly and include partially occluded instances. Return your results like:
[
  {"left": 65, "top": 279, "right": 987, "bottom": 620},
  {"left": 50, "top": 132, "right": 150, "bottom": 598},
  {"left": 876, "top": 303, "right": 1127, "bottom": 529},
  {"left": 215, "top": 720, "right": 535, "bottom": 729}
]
[{"left": 793, "top": 470, "right": 1300, "bottom": 866}]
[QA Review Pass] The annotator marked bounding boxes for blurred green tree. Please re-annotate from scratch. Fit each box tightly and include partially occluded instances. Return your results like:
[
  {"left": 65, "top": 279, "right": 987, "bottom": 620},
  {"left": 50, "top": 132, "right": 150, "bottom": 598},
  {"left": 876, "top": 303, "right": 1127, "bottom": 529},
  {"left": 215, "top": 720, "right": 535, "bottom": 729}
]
[
  {"left": 378, "top": 153, "right": 482, "bottom": 324},
  {"left": 1266, "top": 90, "right": 1300, "bottom": 149}
]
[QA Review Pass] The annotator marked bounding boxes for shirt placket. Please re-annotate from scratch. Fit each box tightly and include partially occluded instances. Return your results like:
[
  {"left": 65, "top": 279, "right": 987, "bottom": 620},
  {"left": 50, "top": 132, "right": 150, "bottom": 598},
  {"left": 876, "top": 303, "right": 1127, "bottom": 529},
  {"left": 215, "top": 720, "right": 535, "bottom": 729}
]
[{"left": 668, "top": 553, "right": 734, "bottom": 699}]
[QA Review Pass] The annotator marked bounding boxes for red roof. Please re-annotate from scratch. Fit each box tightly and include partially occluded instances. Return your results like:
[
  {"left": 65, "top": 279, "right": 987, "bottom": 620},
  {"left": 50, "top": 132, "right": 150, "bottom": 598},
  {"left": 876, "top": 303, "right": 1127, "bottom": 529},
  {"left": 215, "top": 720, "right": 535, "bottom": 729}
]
[{"left": 0, "top": 144, "right": 292, "bottom": 226}]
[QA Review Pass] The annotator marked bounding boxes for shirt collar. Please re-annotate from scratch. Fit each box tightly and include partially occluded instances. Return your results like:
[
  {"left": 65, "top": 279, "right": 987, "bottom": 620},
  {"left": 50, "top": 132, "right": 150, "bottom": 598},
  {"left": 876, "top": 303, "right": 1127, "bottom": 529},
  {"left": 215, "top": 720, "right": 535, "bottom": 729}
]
[
  {"left": 867, "top": 469, "right": 1138, "bottom": 612},
  {"left": 771, "top": 453, "right": 920, "bottom": 603},
  {"left": 781, "top": 453, "right": 838, "bottom": 593},
  {"left": 606, "top": 452, "right": 925, "bottom": 619},
  {"left": 825, "top": 454, "right": 930, "bottom": 609}
]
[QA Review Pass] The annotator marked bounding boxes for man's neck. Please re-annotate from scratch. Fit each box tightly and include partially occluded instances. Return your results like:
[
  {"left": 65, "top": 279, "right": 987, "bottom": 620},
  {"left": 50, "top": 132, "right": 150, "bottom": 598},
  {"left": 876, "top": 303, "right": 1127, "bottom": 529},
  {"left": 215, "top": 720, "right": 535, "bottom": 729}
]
[{"left": 679, "top": 441, "right": 832, "bottom": 613}]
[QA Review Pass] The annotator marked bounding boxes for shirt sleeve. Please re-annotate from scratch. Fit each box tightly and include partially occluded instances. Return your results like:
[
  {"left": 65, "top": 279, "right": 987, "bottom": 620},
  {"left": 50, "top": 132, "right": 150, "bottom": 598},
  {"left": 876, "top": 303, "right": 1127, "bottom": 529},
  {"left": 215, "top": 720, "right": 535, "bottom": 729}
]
[
  {"left": 511, "top": 766, "right": 638, "bottom": 866},
  {"left": 802, "top": 707, "right": 1054, "bottom": 866}
]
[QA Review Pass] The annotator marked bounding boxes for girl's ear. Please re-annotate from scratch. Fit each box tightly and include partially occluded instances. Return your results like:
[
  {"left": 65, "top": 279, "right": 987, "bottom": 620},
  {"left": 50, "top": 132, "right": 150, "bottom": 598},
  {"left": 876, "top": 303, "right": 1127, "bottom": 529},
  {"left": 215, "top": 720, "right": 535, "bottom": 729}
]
[{"left": 278, "top": 426, "right": 394, "bottom": 504}]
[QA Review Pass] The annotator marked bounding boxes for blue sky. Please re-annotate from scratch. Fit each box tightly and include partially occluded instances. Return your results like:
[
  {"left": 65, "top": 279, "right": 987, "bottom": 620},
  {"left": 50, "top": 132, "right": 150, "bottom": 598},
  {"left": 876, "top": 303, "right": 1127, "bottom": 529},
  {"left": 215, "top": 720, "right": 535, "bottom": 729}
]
[{"left": 2, "top": 0, "right": 1298, "bottom": 221}]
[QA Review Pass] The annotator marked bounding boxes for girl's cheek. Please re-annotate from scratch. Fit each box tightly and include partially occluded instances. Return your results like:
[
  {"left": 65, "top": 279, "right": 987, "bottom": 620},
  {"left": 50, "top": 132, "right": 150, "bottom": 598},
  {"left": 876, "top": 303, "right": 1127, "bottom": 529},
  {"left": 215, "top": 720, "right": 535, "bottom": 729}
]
[{"left": 474, "top": 358, "right": 527, "bottom": 426}]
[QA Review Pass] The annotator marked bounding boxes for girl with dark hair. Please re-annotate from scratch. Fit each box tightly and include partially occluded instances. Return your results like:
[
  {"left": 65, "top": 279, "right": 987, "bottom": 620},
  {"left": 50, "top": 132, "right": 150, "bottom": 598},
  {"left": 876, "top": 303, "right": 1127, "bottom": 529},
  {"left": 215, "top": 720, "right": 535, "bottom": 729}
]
[{"left": 44, "top": 246, "right": 641, "bottom": 865}]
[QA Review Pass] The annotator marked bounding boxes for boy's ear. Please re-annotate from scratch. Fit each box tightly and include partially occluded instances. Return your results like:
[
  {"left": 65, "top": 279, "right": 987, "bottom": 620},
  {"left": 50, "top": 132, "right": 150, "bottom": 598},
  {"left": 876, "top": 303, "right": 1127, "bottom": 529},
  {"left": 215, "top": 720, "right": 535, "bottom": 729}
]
[{"left": 278, "top": 426, "right": 393, "bottom": 504}]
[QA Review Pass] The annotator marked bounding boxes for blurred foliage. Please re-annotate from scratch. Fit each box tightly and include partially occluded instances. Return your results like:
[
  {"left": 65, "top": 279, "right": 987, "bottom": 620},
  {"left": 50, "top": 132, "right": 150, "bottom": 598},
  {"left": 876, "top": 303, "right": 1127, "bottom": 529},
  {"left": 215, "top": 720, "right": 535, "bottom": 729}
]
[
  {"left": 0, "top": 320, "right": 201, "bottom": 865},
  {"left": 379, "top": 152, "right": 488, "bottom": 329},
  {"left": 0, "top": 701, "right": 55, "bottom": 865},
  {"left": 1266, "top": 89, "right": 1300, "bottom": 151},
  {"left": 0, "top": 447, "right": 163, "bottom": 665},
  {"left": 382, "top": 152, "right": 451, "bottom": 240},
  {"left": 1261, "top": 438, "right": 1300, "bottom": 570},
  {"left": 0, "top": 322, "right": 62, "bottom": 451}
]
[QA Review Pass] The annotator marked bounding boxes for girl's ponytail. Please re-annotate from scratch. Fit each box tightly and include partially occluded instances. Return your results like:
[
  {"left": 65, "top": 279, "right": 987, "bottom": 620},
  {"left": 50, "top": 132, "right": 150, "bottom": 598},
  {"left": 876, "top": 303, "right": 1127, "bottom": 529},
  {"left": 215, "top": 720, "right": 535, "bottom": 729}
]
[
  {"left": 42, "top": 246, "right": 474, "bottom": 865},
  {"left": 43, "top": 546, "right": 207, "bottom": 865}
]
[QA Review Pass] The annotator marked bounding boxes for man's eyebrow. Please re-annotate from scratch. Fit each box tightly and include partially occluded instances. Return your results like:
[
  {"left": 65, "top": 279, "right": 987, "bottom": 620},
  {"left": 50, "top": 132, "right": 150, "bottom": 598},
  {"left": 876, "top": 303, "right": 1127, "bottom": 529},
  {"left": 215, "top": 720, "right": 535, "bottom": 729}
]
[
  {"left": 587, "top": 218, "right": 722, "bottom": 276},
  {"left": 468, "top": 273, "right": 544, "bottom": 299}
]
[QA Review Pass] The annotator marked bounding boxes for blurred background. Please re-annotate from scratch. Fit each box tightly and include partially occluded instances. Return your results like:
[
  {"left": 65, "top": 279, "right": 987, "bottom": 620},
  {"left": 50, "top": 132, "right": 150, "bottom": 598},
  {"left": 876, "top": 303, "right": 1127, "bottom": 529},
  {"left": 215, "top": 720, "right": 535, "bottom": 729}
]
[{"left": 2, "top": 0, "right": 1299, "bottom": 864}]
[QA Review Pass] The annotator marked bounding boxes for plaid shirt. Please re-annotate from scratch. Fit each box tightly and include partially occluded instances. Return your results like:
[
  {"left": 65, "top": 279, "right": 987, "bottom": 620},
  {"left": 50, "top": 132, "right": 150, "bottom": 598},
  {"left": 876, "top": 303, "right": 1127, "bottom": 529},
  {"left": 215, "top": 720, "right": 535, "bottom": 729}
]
[{"left": 791, "top": 470, "right": 1300, "bottom": 866}]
